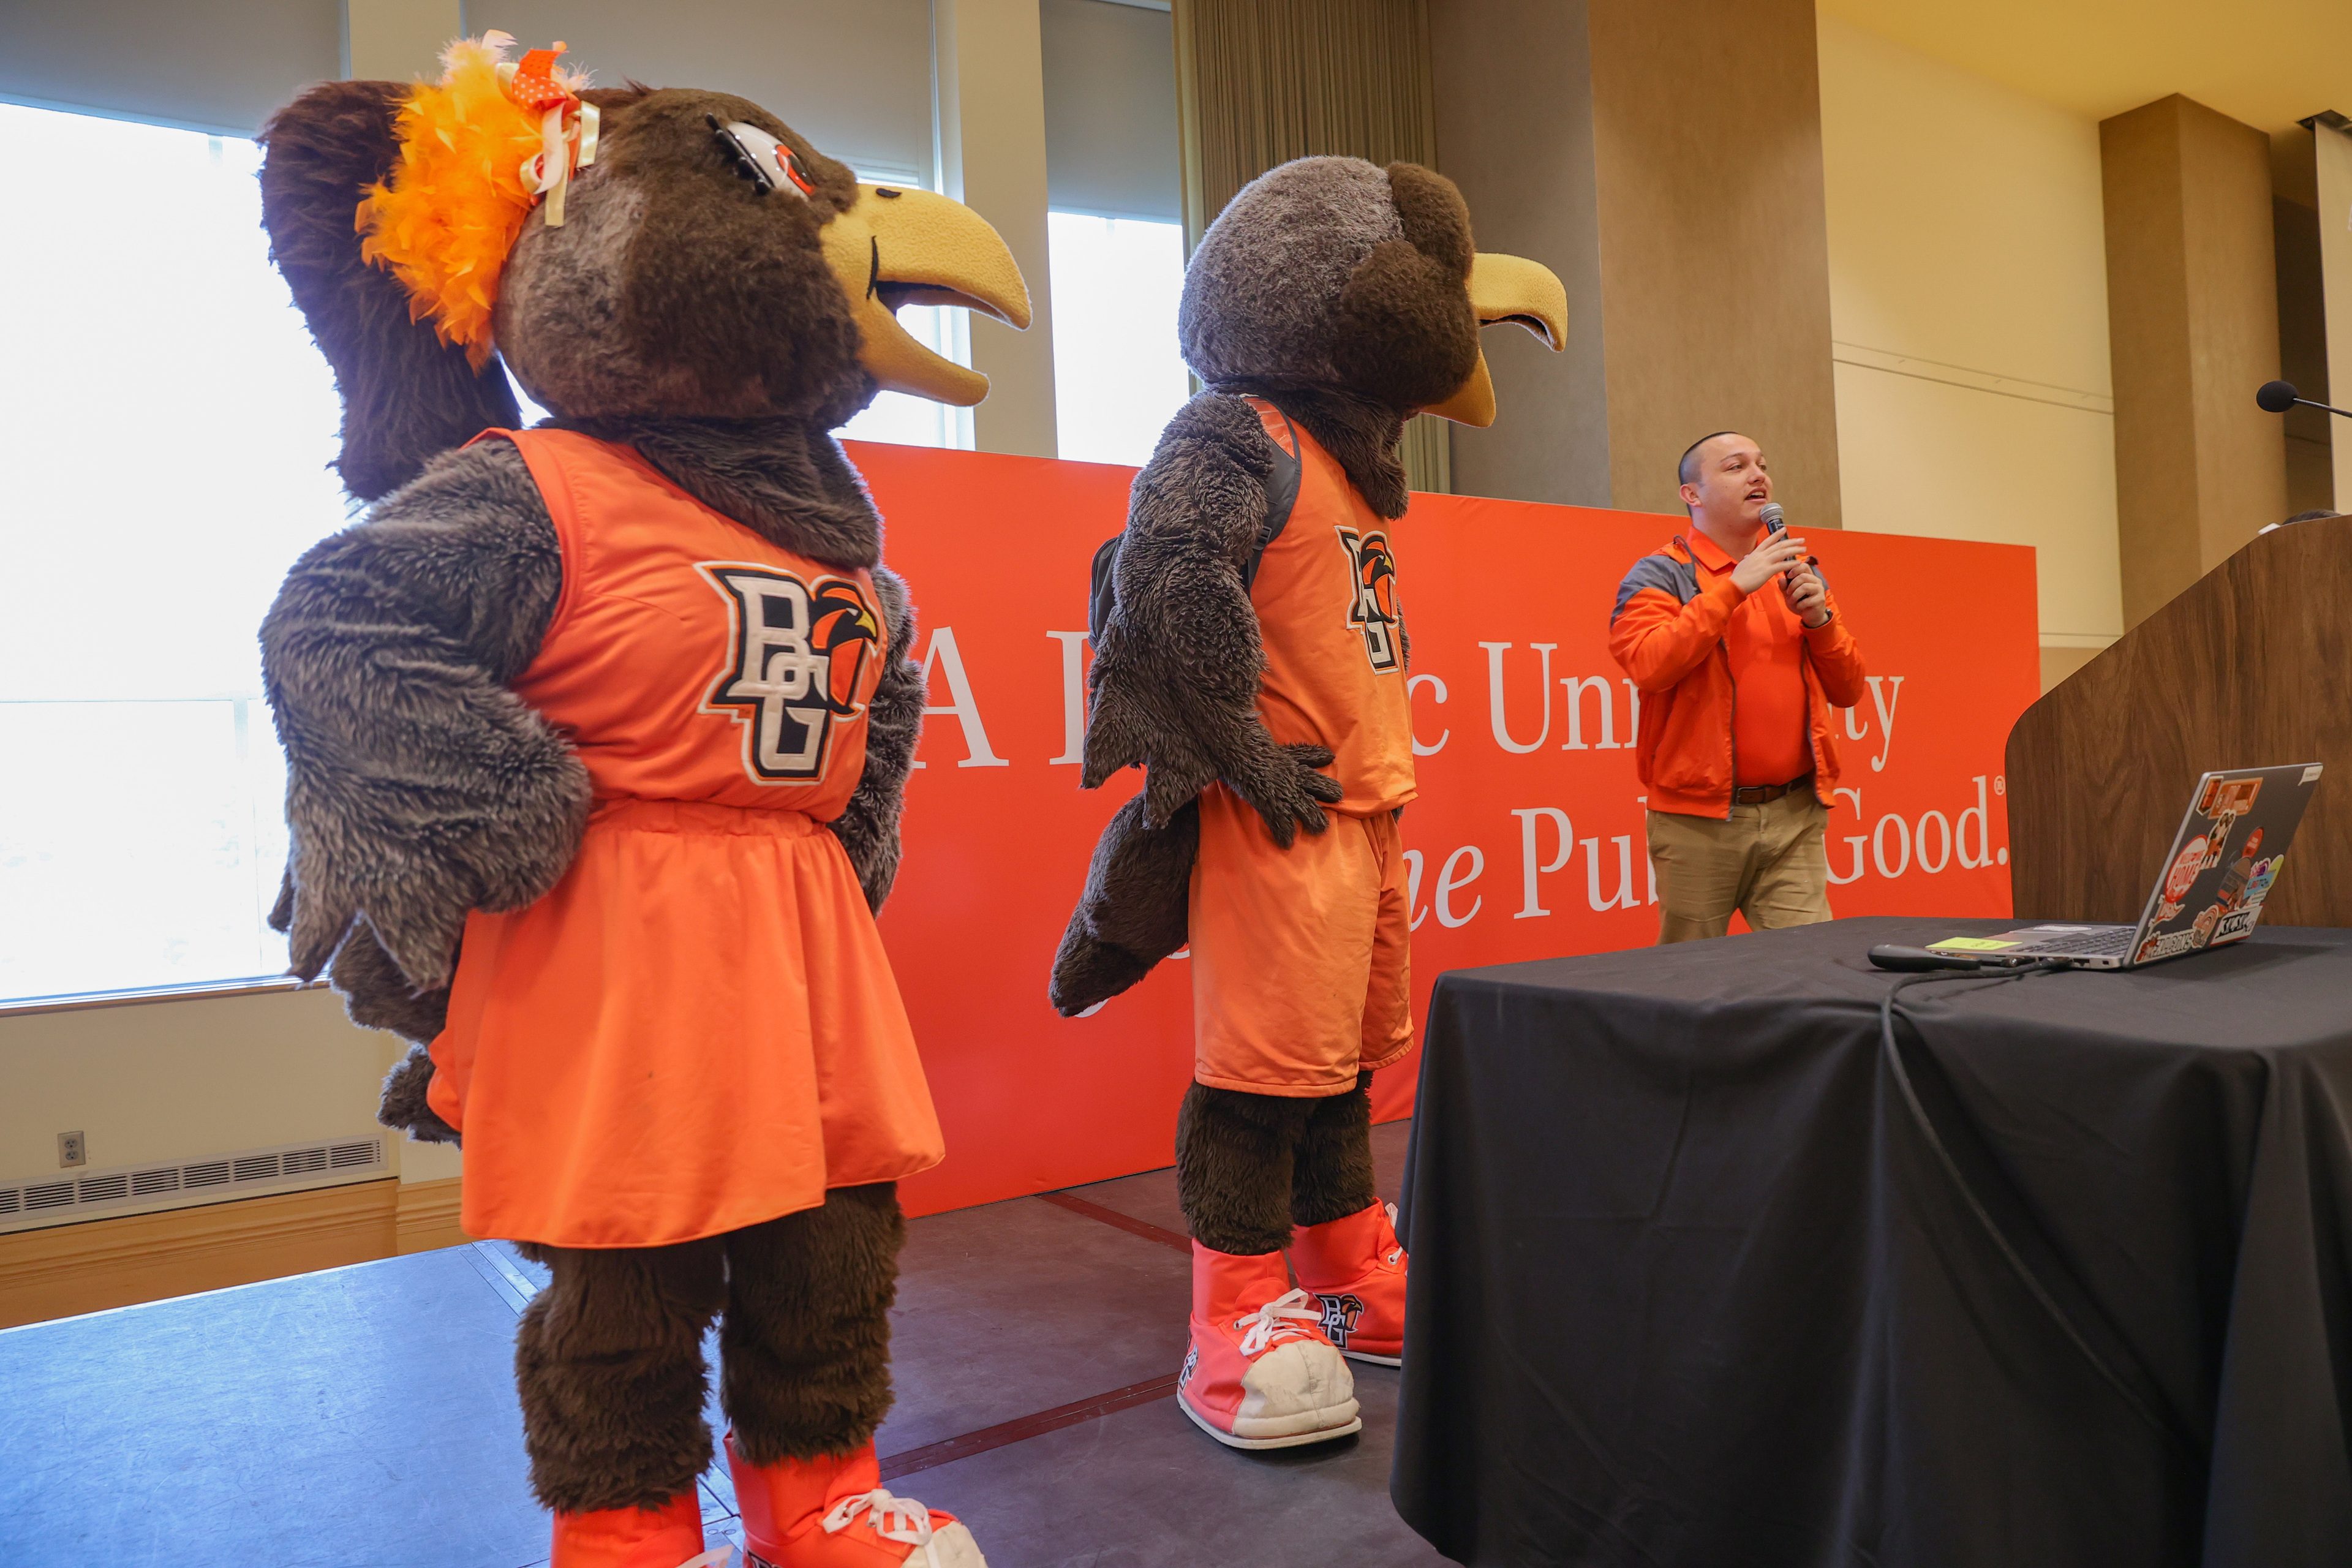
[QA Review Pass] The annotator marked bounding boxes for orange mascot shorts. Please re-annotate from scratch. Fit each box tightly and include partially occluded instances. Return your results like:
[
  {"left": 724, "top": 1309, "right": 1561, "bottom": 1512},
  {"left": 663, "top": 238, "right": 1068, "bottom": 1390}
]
[{"left": 1188, "top": 786, "right": 1413, "bottom": 1098}]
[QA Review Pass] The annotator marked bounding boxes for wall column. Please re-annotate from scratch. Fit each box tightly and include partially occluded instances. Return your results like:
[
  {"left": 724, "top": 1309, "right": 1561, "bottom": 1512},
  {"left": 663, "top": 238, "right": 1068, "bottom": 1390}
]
[
  {"left": 2313, "top": 115, "right": 2352, "bottom": 510},
  {"left": 1432, "top": 0, "right": 1842, "bottom": 522},
  {"left": 933, "top": 0, "right": 1060, "bottom": 458},
  {"left": 2100, "top": 94, "right": 2286, "bottom": 627}
]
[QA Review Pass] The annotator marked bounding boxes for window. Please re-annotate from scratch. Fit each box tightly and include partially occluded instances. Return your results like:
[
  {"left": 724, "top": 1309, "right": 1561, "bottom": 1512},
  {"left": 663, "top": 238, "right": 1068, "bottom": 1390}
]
[
  {"left": 1047, "top": 211, "right": 1191, "bottom": 466},
  {"left": 0, "top": 108, "right": 977, "bottom": 1004},
  {"left": 838, "top": 317, "right": 970, "bottom": 449},
  {"left": 0, "top": 102, "right": 349, "bottom": 1001}
]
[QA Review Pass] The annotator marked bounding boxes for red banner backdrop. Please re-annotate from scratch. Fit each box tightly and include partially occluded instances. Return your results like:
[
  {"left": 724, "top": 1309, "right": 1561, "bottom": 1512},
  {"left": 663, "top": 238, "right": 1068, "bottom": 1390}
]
[{"left": 846, "top": 443, "right": 2042, "bottom": 1216}]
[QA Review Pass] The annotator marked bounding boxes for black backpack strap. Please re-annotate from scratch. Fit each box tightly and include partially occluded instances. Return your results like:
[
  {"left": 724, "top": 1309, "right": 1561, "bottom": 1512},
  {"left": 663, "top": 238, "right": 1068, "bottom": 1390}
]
[
  {"left": 1242, "top": 400, "right": 1303, "bottom": 593},
  {"left": 1091, "top": 400, "right": 1305, "bottom": 645},
  {"left": 1088, "top": 534, "right": 1122, "bottom": 645}
]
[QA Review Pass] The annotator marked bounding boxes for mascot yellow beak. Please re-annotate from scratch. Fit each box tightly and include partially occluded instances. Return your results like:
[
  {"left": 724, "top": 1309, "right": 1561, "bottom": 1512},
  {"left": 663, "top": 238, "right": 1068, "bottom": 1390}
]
[
  {"left": 1424, "top": 252, "right": 1569, "bottom": 428},
  {"left": 820, "top": 184, "right": 1033, "bottom": 408}
]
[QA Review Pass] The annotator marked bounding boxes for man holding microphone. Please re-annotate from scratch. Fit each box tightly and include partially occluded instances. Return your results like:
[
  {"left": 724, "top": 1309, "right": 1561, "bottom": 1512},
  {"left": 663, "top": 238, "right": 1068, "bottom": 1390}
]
[{"left": 1608, "top": 431, "right": 1869, "bottom": 942}]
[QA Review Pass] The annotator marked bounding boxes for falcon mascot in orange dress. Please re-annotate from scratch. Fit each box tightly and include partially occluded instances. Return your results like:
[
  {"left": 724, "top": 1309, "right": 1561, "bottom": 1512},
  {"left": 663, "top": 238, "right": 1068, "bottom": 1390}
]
[
  {"left": 1053, "top": 156, "right": 1565, "bottom": 1450},
  {"left": 257, "top": 36, "right": 1026, "bottom": 1568}
]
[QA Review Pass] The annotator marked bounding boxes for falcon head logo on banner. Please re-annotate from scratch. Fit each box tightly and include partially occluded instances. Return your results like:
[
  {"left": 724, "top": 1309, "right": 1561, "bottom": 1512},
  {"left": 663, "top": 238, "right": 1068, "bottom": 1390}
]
[{"left": 699, "top": 564, "right": 880, "bottom": 783}]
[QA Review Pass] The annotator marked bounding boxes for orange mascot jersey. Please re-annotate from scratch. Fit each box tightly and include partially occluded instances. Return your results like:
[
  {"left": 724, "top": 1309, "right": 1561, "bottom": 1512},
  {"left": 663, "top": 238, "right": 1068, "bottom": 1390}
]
[
  {"left": 426, "top": 428, "right": 944, "bottom": 1248},
  {"left": 1189, "top": 401, "right": 1417, "bottom": 1098}
]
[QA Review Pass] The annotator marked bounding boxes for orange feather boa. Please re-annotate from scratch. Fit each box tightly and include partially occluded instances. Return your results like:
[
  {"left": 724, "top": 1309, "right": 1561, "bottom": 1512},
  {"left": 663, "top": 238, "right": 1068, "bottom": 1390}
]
[{"left": 356, "top": 36, "right": 585, "bottom": 368}]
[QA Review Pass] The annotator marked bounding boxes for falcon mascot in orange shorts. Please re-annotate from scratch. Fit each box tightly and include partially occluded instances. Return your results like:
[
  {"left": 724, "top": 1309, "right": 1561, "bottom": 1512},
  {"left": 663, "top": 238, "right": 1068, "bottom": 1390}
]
[
  {"left": 1053, "top": 157, "right": 1565, "bottom": 1449},
  {"left": 257, "top": 36, "right": 1026, "bottom": 1568}
]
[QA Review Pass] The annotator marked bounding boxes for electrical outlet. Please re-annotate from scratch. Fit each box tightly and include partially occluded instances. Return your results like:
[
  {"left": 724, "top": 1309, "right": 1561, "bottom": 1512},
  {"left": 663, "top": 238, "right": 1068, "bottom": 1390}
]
[{"left": 58, "top": 1131, "right": 86, "bottom": 1168}]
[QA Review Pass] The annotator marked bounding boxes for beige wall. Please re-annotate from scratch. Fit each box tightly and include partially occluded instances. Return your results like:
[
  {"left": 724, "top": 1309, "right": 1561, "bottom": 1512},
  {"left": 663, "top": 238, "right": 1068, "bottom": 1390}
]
[
  {"left": 1588, "top": 0, "right": 1844, "bottom": 524},
  {"left": 0, "top": 988, "right": 453, "bottom": 1198},
  {"left": 1817, "top": 16, "right": 2122, "bottom": 667}
]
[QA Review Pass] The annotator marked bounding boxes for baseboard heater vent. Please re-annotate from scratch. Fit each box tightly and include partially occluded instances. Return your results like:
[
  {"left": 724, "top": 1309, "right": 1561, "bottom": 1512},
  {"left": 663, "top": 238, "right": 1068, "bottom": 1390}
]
[{"left": 0, "top": 1136, "right": 385, "bottom": 1234}]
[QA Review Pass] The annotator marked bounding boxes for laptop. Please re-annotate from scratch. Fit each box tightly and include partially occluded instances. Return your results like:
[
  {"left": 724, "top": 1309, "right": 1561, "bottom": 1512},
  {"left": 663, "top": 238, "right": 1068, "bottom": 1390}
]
[{"left": 1928, "top": 763, "right": 2324, "bottom": 970}]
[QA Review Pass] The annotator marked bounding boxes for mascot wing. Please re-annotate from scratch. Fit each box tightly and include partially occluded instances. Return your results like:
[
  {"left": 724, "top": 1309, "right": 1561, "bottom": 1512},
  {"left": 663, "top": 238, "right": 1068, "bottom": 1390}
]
[
  {"left": 1051, "top": 393, "right": 1343, "bottom": 1016},
  {"left": 260, "top": 446, "right": 589, "bottom": 995},
  {"left": 1079, "top": 393, "right": 1342, "bottom": 840}
]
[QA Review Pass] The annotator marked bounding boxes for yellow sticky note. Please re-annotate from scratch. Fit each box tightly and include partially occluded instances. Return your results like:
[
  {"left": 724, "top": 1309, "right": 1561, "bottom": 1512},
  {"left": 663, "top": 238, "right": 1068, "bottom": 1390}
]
[{"left": 1929, "top": 937, "right": 2020, "bottom": 952}]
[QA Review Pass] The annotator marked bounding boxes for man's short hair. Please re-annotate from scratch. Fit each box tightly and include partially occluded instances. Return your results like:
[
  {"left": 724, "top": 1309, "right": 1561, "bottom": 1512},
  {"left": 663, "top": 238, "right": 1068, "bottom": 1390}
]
[{"left": 1678, "top": 431, "right": 1744, "bottom": 488}]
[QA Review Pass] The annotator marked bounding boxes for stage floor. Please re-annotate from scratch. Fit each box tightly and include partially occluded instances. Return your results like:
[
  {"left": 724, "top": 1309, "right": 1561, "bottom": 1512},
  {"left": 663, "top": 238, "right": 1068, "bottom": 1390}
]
[{"left": 1, "top": 1122, "right": 1437, "bottom": 1568}]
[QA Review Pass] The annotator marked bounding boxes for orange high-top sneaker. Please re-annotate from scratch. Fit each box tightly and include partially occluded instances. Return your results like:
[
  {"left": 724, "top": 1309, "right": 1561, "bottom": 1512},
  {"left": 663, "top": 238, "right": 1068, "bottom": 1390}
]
[
  {"left": 1288, "top": 1200, "right": 1408, "bottom": 1366},
  {"left": 725, "top": 1433, "right": 985, "bottom": 1567},
  {"left": 1177, "top": 1240, "right": 1360, "bottom": 1449},
  {"left": 550, "top": 1493, "right": 721, "bottom": 1568}
]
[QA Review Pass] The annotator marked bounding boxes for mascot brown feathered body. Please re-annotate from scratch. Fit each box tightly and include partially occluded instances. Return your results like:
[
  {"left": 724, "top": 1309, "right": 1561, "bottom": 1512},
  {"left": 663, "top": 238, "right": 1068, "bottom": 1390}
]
[
  {"left": 1051, "top": 156, "right": 1564, "bottom": 1450},
  {"left": 257, "top": 37, "right": 1025, "bottom": 1568}
]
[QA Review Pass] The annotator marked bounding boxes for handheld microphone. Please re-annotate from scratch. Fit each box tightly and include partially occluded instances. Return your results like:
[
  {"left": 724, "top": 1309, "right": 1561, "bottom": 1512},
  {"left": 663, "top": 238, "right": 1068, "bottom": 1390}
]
[
  {"left": 2257, "top": 380, "right": 2352, "bottom": 420},
  {"left": 1755, "top": 501, "right": 1812, "bottom": 584}
]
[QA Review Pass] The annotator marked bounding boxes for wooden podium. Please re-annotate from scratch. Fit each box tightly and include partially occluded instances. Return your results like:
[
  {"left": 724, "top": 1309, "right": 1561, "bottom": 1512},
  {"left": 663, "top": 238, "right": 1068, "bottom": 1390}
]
[{"left": 2007, "top": 514, "right": 2352, "bottom": 926}]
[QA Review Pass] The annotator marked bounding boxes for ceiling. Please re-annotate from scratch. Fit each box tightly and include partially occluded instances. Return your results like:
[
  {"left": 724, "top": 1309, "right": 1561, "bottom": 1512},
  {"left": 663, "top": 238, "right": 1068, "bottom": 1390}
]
[{"left": 1819, "top": 0, "right": 2350, "bottom": 139}]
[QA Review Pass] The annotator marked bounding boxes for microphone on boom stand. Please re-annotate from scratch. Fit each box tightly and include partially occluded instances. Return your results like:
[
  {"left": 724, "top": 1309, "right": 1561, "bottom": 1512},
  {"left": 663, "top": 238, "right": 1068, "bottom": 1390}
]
[{"left": 2256, "top": 380, "right": 2352, "bottom": 420}]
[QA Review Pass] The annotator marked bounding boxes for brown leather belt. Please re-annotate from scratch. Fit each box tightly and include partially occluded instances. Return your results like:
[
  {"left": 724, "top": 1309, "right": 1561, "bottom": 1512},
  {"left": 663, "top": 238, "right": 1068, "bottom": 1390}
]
[{"left": 1731, "top": 775, "right": 1812, "bottom": 805}]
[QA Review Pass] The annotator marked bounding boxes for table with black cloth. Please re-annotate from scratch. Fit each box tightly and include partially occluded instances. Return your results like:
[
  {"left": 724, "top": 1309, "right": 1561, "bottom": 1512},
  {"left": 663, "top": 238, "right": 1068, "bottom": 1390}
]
[{"left": 1390, "top": 916, "right": 2352, "bottom": 1568}]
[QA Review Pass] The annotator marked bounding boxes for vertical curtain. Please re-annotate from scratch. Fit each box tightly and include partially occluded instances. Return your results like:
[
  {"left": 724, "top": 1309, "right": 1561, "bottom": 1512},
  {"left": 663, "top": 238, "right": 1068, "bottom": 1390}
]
[{"left": 1172, "top": 0, "right": 1452, "bottom": 493}]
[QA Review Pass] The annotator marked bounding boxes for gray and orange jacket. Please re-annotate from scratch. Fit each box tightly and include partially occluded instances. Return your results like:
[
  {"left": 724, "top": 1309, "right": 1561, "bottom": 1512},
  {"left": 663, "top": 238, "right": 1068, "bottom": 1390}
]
[{"left": 1607, "top": 530, "right": 1869, "bottom": 818}]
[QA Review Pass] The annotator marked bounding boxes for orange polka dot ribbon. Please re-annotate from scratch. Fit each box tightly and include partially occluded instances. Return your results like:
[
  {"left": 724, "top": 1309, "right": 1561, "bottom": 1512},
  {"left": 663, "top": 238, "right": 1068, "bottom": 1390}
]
[{"left": 486, "top": 31, "right": 600, "bottom": 228}]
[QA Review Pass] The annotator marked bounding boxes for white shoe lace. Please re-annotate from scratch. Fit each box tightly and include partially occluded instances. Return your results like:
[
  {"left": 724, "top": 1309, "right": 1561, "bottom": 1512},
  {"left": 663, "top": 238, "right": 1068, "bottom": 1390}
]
[
  {"left": 1384, "top": 1202, "right": 1403, "bottom": 1267},
  {"left": 823, "top": 1488, "right": 951, "bottom": 1566},
  {"left": 1234, "top": 1287, "right": 1325, "bottom": 1355}
]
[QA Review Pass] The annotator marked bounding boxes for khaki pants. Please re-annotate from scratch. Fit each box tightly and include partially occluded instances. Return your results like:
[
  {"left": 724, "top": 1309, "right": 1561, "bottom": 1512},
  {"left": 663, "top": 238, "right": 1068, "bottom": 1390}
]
[{"left": 1646, "top": 794, "right": 1834, "bottom": 944}]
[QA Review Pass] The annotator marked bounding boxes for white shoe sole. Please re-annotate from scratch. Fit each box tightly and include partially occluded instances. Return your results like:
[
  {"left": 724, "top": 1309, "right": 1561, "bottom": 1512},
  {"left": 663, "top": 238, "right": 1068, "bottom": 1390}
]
[
  {"left": 1178, "top": 1387, "right": 1363, "bottom": 1449},
  {"left": 1339, "top": 1348, "right": 1401, "bottom": 1367}
]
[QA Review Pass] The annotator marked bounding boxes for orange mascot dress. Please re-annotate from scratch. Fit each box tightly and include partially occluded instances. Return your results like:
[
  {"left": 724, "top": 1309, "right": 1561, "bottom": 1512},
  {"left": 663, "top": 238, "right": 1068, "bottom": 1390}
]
[{"left": 428, "top": 429, "right": 944, "bottom": 1250}]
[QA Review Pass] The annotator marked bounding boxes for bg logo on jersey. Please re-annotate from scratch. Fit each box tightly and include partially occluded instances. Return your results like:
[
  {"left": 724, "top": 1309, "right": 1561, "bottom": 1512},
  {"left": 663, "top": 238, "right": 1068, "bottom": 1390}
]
[
  {"left": 1335, "top": 526, "right": 1402, "bottom": 672},
  {"left": 698, "top": 564, "right": 880, "bottom": 783}
]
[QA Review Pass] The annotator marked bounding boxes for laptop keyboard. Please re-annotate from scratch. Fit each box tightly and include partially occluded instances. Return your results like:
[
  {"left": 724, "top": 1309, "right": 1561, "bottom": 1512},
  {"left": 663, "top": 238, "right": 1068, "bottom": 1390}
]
[{"left": 2006, "top": 927, "right": 2136, "bottom": 958}]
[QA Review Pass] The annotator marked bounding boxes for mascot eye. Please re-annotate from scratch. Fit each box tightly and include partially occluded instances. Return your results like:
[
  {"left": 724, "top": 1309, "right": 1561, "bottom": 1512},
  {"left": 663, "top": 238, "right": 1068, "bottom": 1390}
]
[{"left": 708, "top": 116, "right": 816, "bottom": 198}]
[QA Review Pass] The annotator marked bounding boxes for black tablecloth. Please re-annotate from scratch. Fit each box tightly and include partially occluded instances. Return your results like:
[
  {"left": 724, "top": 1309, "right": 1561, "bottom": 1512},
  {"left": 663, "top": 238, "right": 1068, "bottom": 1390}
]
[{"left": 1391, "top": 918, "right": 2352, "bottom": 1568}]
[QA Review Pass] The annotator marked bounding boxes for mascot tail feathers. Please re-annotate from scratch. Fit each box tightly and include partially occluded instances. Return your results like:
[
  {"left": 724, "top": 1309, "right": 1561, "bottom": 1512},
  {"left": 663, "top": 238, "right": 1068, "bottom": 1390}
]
[{"left": 1049, "top": 794, "right": 1200, "bottom": 1016}]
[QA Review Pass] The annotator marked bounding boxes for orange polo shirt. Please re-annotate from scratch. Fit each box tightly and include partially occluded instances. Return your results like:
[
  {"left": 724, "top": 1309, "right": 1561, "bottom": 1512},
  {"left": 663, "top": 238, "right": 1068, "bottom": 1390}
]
[{"left": 1688, "top": 530, "right": 1812, "bottom": 787}]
